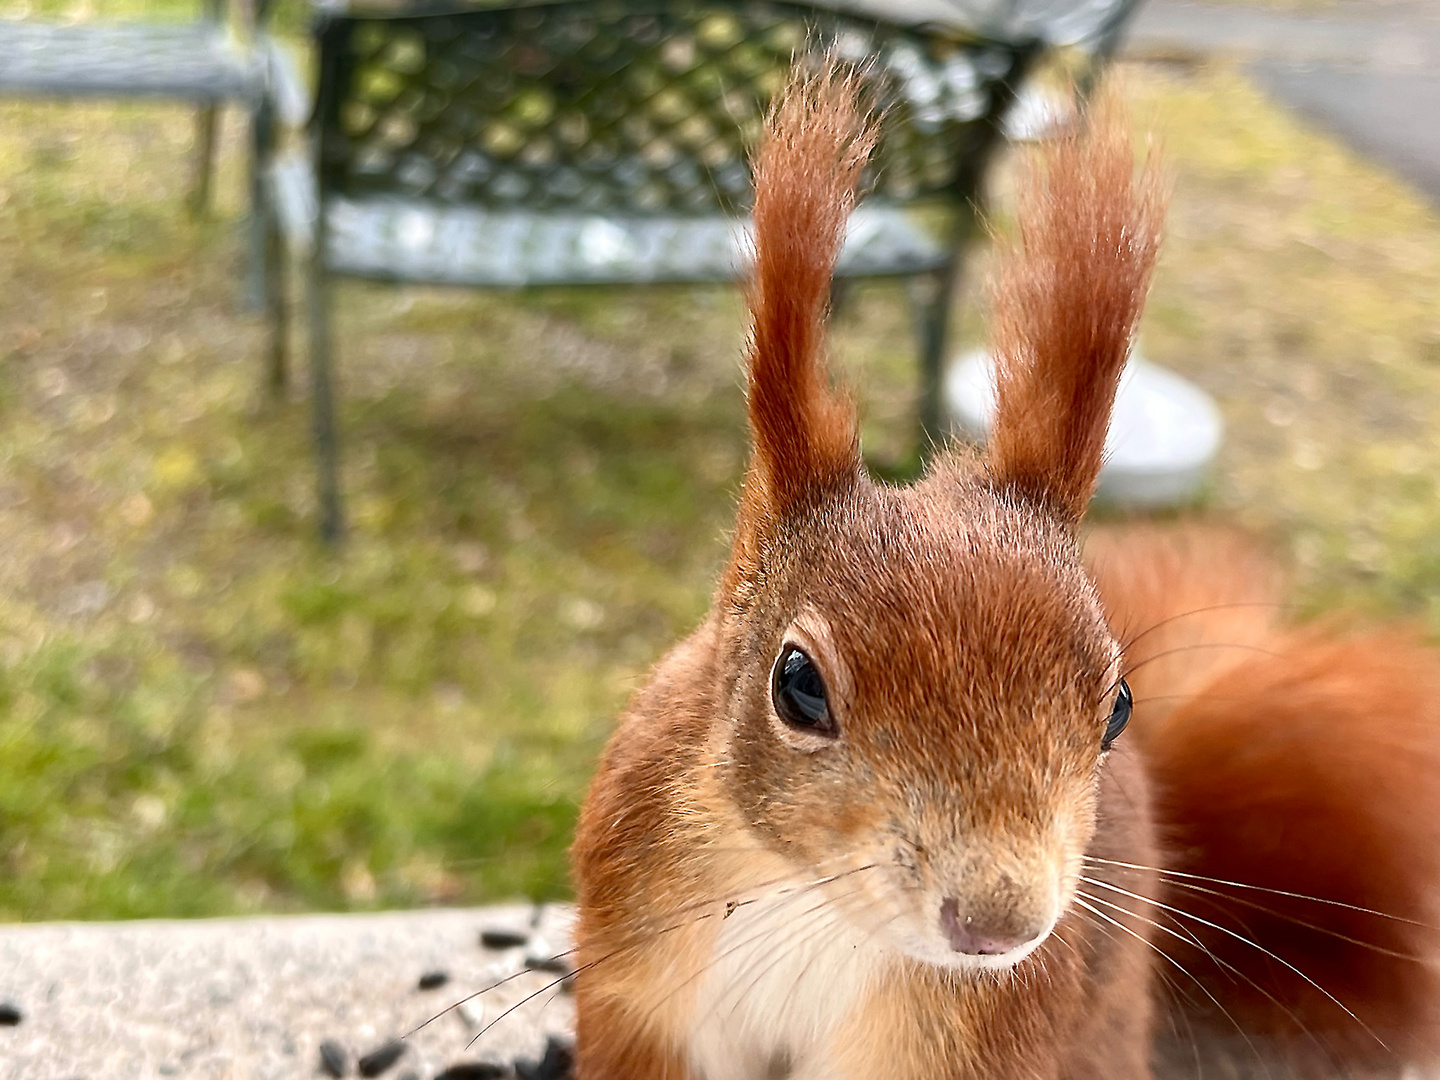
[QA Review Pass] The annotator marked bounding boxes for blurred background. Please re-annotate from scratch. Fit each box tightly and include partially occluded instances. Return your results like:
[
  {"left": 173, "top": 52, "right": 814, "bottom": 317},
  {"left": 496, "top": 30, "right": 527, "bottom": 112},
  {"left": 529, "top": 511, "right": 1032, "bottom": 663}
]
[{"left": 0, "top": 0, "right": 1437, "bottom": 924}]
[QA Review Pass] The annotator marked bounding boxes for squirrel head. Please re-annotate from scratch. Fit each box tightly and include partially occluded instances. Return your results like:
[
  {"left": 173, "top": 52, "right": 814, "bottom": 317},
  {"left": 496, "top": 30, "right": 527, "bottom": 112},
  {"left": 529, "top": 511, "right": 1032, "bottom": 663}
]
[{"left": 706, "top": 64, "right": 1163, "bottom": 970}]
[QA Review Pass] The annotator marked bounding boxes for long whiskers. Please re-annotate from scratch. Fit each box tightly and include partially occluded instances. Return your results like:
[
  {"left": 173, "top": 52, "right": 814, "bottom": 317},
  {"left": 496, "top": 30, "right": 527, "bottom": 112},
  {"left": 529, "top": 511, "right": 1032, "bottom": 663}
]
[
  {"left": 1079, "top": 874, "right": 1389, "bottom": 1053},
  {"left": 1077, "top": 888, "right": 1328, "bottom": 1060},
  {"left": 667, "top": 866, "right": 881, "bottom": 1027},
  {"left": 1071, "top": 894, "right": 1271, "bottom": 1074},
  {"left": 1154, "top": 875, "right": 1429, "bottom": 963},
  {"left": 1083, "top": 856, "right": 1440, "bottom": 931},
  {"left": 1097, "top": 641, "right": 1282, "bottom": 703},
  {"left": 467, "top": 870, "right": 877, "bottom": 1051},
  {"left": 1117, "top": 601, "right": 1291, "bottom": 655},
  {"left": 710, "top": 877, "right": 889, "bottom": 1024},
  {"left": 407, "top": 855, "right": 871, "bottom": 1040}
]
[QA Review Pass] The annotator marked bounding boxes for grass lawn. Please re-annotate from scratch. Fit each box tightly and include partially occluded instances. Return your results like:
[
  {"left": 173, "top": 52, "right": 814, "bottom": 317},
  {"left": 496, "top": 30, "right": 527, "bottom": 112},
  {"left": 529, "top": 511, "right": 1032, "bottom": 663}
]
[{"left": 0, "top": 56, "right": 1438, "bottom": 921}]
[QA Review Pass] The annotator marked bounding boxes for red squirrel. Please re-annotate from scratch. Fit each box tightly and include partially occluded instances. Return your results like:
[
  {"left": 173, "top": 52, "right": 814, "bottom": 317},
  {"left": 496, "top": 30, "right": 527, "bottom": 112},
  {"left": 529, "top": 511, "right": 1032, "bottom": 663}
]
[{"left": 570, "top": 60, "right": 1440, "bottom": 1079}]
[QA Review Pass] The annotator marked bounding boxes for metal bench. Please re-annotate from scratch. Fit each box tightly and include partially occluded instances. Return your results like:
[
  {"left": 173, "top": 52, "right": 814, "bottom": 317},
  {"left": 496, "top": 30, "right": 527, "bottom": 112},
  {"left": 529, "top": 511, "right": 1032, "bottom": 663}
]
[
  {"left": 265, "top": 0, "right": 1138, "bottom": 541},
  {"left": 0, "top": 0, "right": 306, "bottom": 301}
]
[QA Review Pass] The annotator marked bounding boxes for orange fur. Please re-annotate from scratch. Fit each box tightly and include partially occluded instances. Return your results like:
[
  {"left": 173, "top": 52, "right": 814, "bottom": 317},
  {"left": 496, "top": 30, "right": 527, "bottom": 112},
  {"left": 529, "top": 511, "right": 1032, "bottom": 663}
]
[
  {"left": 572, "top": 54, "right": 1440, "bottom": 1080},
  {"left": 1091, "top": 527, "right": 1440, "bottom": 1069},
  {"left": 1086, "top": 524, "right": 1284, "bottom": 727},
  {"left": 986, "top": 87, "right": 1165, "bottom": 521},
  {"left": 724, "top": 61, "right": 872, "bottom": 599}
]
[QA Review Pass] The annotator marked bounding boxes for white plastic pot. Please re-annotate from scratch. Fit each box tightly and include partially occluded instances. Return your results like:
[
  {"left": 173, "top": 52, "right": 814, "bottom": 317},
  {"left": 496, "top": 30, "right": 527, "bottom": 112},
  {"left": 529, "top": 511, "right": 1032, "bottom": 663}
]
[{"left": 944, "top": 347, "right": 1224, "bottom": 508}]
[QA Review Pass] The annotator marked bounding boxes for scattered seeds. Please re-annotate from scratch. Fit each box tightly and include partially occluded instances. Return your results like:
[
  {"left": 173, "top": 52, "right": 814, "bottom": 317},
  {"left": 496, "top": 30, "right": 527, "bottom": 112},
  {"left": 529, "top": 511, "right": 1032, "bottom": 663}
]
[
  {"left": 417, "top": 970, "right": 450, "bottom": 990},
  {"left": 435, "top": 1064, "right": 508, "bottom": 1080},
  {"left": 524, "top": 954, "right": 573, "bottom": 976},
  {"left": 318, "top": 1038, "right": 349, "bottom": 1078},
  {"left": 0, "top": 1002, "right": 21, "bottom": 1026},
  {"left": 515, "top": 1036, "right": 576, "bottom": 1080},
  {"left": 479, "top": 928, "right": 528, "bottom": 950},
  {"left": 357, "top": 1039, "right": 408, "bottom": 1078}
]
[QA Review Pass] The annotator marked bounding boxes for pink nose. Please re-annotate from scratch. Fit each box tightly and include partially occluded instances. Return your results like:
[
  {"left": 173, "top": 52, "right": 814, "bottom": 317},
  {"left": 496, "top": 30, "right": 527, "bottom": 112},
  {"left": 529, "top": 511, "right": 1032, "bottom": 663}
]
[{"left": 939, "top": 897, "right": 1036, "bottom": 956}]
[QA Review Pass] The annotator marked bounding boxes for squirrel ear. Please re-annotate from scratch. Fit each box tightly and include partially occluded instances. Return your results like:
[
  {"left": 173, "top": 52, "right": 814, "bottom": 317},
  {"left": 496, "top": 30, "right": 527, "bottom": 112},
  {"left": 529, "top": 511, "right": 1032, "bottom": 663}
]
[
  {"left": 985, "top": 83, "right": 1166, "bottom": 523},
  {"left": 724, "top": 59, "right": 874, "bottom": 588}
]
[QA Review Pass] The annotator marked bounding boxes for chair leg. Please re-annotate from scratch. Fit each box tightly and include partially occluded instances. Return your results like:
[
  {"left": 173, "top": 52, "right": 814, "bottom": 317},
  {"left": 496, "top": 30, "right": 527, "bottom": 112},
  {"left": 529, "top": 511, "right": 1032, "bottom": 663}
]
[
  {"left": 307, "top": 262, "right": 344, "bottom": 543},
  {"left": 264, "top": 202, "right": 288, "bottom": 398},
  {"left": 243, "top": 102, "right": 273, "bottom": 313},
  {"left": 912, "top": 196, "right": 983, "bottom": 457},
  {"left": 189, "top": 105, "right": 220, "bottom": 217},
  {"left": 911, "top": 267, "right": 955, "bottom": 455}
]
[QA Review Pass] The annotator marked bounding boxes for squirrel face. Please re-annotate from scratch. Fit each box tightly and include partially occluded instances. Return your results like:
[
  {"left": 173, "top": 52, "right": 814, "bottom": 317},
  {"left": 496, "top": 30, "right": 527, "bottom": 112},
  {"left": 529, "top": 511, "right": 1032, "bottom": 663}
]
[
  {"left": 694, "top": 63, "right": 1155, "bottom": 979},
  {"left": 715, "top": 466, "right": 1125, "bottom": 972}
]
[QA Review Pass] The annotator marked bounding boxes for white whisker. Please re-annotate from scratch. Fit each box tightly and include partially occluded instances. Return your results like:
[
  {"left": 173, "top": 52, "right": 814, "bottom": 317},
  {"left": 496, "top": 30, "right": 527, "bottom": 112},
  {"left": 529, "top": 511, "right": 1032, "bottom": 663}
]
[{"left": 1080, "top": 874, "right": 1389, "bottom": 1053}]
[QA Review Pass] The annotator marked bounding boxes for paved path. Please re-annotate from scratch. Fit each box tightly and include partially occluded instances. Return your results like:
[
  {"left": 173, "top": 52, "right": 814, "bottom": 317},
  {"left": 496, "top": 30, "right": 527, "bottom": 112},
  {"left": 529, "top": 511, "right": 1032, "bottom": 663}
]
[
  {"left": 0, "top": 903, "right": 1410, "bottom": 1080},
  {"left": 1125, "top": 0, "right": 1440, "bottom": 205},
  {"left": 0, "top": 906, "right": 575, "bottom": 1080}
]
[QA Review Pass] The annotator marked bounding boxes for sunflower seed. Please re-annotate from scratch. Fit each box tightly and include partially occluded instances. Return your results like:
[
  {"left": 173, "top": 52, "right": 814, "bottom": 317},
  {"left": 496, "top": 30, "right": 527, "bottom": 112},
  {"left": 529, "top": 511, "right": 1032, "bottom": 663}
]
[
  {"left": 479, "top": 928, "right": 528, "bottom": 950},
  {"left": 318, "top": 1038, "right": 348, "bottom": 1078},
  {"left": 435, "top": 1063, "right": 507, "bottom": 1080},
  {"left": 357, "top": 1039, "right": 407, "bottom": 1077}
]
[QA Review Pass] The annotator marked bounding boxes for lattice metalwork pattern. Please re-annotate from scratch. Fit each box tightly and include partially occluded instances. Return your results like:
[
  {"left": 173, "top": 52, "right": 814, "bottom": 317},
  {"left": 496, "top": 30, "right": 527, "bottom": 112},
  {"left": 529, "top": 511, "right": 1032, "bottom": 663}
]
[
  {"left": 0, "top": 22, "right": 263, "bottom": 100},
  {"left": 271, "top": 153, "right": 946, "bottom": 284},
  {"left": 314, "top": 0, "right": 1033, "bottom": 214}
]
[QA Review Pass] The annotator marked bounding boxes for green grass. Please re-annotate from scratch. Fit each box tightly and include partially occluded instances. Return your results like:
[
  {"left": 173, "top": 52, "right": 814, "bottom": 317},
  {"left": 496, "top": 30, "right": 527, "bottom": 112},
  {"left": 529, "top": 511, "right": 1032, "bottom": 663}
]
[
  {"left": 1129, "top": 67, "right": 1440, "bottom": 620},
  {"left": 0, "top": 89, "right": 922, "bottom": 919},
  {"left": 1, "top": 59, "right": 1439, "bottom": 921}
]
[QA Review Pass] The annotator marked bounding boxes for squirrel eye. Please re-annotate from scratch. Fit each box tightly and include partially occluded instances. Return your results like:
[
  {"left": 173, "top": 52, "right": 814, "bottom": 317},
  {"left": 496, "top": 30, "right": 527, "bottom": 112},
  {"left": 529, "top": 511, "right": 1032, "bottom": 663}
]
[
  {"left": 1102, "top": 679, "right": 1132, "bottom": 751},
  {"left": 771, "top": 646, "right": 835, "bottom": 737}
]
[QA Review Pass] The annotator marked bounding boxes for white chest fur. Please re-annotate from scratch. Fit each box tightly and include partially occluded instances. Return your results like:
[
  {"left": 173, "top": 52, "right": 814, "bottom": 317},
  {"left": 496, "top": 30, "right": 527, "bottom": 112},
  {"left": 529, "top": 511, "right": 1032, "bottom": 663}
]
[{"left": 685, "top": 891, "right": 879, "bottom": 1080}]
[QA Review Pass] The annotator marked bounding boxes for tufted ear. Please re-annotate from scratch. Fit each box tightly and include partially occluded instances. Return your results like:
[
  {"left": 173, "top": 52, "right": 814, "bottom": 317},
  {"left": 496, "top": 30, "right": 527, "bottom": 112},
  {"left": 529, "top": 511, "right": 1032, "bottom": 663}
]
[
  {"left": 985, "top": 84, "right": 1166, "bottom": 523},
  {"left": 723, "top": 60, "right": 876, "bottom": 594}
]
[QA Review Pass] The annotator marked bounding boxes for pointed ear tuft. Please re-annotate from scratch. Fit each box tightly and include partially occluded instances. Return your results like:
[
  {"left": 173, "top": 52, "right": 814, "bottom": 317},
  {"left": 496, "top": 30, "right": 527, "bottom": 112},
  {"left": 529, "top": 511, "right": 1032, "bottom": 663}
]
[
  {"left": 985, "top": 81, "right": 1166, "bottom": 522},
  {"left": 746, "top": 57, "right": 874, "bottom": 510},
  {"left": 724, "top": 56, "right": 875, "bottom": 591}
]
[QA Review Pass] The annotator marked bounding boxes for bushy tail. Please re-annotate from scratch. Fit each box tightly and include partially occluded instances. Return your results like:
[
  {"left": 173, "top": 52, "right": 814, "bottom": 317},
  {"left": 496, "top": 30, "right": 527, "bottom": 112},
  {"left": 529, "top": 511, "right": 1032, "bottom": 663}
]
[{"left": 1090, "top": 526, "right": 1440, "bottom": 1070}]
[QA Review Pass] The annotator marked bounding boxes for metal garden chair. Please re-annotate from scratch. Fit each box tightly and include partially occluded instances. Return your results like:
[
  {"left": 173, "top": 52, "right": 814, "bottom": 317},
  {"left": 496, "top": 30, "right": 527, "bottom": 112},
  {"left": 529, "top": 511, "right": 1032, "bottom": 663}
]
[
  {"left": 265, "top": 0, "right": 1139, "bottom": 542},
  {"left": 0, "top": 0, "right": 306, "bottom": 301}
]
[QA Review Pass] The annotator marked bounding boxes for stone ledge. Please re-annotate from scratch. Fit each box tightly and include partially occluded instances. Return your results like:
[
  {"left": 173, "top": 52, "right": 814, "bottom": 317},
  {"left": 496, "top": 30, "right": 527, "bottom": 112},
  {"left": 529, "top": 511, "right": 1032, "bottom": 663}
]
[{"left": 0, "top": 905, "right": 576, "bottom": 1080}]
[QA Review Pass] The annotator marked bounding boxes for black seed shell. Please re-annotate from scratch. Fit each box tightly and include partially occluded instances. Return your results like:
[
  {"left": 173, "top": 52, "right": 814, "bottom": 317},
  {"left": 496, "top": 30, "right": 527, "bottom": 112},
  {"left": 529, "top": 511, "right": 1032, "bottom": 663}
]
[
  {"left": 318, "top": 1038, "right": 348, "bottom": 1078},
  {"left": 435, "top": 1064, "right": 507, "bottom": 1080},
  {"left": 479, "top": 928, "right": 529, "bottom": 949},
  {"left": 357, "top": 1039, "right": 407, "bottom": 1077}
]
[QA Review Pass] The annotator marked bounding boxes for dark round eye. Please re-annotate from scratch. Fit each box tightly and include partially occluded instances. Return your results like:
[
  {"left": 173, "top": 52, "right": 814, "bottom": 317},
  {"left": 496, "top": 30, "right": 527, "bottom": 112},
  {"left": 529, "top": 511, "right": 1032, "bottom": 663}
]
[
  {"left": 771, "top": 646, "right": 835, "bottom": 737},
  {"left": 1102, "top": 679, "right": 1132, "bottom": 751}
]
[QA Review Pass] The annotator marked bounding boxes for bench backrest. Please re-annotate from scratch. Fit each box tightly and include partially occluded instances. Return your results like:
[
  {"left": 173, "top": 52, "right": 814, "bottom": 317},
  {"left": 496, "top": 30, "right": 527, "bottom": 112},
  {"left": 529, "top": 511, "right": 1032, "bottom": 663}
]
[{"left": 311, "top": 0, "right": 1046, "bottom": 216}]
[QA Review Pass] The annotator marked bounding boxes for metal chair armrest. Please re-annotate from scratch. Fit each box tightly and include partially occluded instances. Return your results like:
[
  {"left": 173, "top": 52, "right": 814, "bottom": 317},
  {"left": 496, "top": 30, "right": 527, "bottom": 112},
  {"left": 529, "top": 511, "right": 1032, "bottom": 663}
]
[
  {"left": 268, "top": 151, "right": 321, "bottom": 255},
  {"left": 263, "top": 38, "right": 311, "bottom": 128}
]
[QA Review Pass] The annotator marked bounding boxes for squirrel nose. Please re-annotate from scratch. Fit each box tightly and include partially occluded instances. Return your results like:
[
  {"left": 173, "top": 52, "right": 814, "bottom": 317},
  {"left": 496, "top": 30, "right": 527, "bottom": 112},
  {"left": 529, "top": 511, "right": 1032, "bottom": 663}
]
[{"left": 939, "top": 897, "right": 1040, "bottom": 957}]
